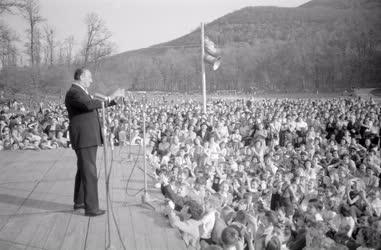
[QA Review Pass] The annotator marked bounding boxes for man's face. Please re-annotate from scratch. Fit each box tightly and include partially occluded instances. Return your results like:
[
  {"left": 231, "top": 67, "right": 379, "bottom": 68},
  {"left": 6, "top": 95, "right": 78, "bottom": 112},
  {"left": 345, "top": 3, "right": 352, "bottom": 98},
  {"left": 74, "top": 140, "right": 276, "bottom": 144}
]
[
  {"left": 301, "top": 154, "right": 307, "bottom": 161},
  {"left": 81, "top": 70, "right": 93, "bottom": 88},
  {"left": 366, "top": 168, "right": 373, "bottom": 176},
  {"left": 343, "top": 156, "right": 349, "bottom": 163},
  {"left": 2, "top": 127, "right": 9, "bottom": 135}
]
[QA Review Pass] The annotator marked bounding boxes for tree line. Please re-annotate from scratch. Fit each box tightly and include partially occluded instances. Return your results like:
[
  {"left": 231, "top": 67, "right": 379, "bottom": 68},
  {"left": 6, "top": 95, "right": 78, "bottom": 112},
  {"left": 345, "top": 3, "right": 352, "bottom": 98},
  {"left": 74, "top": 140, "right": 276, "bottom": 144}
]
[{"left": 0, "top": 0, "right": 115, "bottom": 95}]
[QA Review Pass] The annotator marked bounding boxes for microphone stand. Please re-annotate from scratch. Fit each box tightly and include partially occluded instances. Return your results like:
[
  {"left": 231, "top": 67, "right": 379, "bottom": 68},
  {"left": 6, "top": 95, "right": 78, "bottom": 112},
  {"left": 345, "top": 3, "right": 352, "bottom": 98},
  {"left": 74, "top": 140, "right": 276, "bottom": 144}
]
[
  {"left": 140, "top": 93, "right": 156, "bottom": 210},
  {"left": 119, "top": 92, "right": 156, "bottom": 210},
  {"left": 127, "top": 94, "right": 134, "bottom": 160},
  {"left": 120, "top": 95, "right": 132, "bottom": 160},
  {"left": 101, "top": 101, "right": 112, "bottom": 249},
  {"left": 128, "top": 104, "right": 132, "bottom": 159}
]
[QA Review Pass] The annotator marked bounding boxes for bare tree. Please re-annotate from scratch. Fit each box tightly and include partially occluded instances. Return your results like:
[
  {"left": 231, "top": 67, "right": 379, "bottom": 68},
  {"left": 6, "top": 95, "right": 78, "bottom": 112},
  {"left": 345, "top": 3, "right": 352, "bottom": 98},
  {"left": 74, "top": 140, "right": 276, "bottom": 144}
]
[
  {"left": 20, "top": 0, "right": 44, "bottom": 66},
  {"left": 43, "top": 25, "right": 55, "bottom": 65},
  {"left": 54, "top": 35, "right": 74, "bottom": 66},
  {"left": 55, "top": 41, "right": 63, "bottom": 64},
  {"left": 0, "top": 0, "right": 23, "bottom": 14},
  {"left": 0, "top": 21, "right": 18, "bottom": 67},
  {"left": 64, "top": 35, "right": 74, "bottom": 65},
  {"left": 0, "top": 21, "right": 18, "bottom": 91},
  {"left": 82, "top": 12, "right": 113, "bottom": 65},
  {"left": 92, "top": 41, "right": 115, "bottom": 71},
  {"left": 19, "top": 0, "right": 44, "bottom": 93},
  {"left": 34, "top": 27, "right": 41, "bottom": 64}
]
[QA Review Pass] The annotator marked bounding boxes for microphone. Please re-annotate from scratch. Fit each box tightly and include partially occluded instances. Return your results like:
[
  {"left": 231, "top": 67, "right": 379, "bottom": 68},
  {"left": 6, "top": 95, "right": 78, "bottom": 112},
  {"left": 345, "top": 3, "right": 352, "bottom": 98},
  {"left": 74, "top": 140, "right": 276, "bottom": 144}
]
[
  {"left": 95, "top": 89, "right": 126, "bottom": 104},
  {"left": 94, "top": 93, "right": 108, "bottom": 101}
]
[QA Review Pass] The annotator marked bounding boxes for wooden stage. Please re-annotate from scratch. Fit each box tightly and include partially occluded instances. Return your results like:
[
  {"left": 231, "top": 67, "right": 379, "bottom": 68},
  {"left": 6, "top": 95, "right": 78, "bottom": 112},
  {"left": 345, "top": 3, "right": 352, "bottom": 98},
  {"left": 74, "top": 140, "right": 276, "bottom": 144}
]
[{"left": 0, "top": 147, "right": 188, "bottom": 250}]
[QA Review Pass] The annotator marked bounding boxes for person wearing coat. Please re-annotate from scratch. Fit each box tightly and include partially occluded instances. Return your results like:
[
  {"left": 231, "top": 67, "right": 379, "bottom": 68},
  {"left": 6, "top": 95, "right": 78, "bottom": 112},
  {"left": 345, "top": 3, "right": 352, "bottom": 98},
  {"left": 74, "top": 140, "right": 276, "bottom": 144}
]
[{"left": 65, "top": 68, "right": 123, "bottom": 216}]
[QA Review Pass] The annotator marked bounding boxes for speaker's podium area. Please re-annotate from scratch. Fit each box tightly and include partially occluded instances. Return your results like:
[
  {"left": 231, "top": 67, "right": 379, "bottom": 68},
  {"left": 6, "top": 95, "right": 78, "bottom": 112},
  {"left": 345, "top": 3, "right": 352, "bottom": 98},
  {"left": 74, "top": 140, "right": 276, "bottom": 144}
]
[{"left": 0, "top": 147, "right": 188, "bottom": 250}]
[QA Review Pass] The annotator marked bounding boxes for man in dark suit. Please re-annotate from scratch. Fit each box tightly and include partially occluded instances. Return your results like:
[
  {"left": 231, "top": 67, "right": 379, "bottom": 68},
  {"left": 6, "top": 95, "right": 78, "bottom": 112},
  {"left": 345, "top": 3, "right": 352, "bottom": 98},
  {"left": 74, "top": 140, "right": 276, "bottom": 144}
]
[
  {"left": 196, "top": 123, "right": 211, "bottom": 143},
  {"left": 65, "top": 68, "right": 122, "bottom": 217}
]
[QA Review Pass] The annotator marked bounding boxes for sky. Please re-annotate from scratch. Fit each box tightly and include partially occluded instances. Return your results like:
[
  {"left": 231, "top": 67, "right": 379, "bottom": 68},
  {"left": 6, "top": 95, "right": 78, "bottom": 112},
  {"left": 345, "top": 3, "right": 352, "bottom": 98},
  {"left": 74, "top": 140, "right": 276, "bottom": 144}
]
[{"left": 4, "top": 0, "right": 310, "bottom": 57}]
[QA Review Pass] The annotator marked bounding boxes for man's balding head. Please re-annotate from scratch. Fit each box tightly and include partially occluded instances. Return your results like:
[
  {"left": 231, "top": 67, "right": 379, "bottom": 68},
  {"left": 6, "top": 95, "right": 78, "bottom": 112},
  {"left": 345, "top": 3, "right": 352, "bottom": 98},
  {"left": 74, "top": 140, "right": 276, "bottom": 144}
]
[
  {"left": 74, "top": 68, "right": 85, "bottom": 81},
  {"left": 74, "top": 68, "right": 92, "bottom": 89}
]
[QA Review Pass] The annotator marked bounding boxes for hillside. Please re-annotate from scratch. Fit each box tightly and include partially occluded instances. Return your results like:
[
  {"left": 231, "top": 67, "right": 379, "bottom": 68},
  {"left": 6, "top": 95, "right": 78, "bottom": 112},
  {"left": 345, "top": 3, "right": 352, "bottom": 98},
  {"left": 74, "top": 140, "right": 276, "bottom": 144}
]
[
  {"left": 90, "top": 0, "right": 380, "bottom": 93},
  {"left": 300, "top": 0, "right": 381, "bottom": 9},
  {"left": 1, "top": 0, "right": 380, "bottom": 94}
]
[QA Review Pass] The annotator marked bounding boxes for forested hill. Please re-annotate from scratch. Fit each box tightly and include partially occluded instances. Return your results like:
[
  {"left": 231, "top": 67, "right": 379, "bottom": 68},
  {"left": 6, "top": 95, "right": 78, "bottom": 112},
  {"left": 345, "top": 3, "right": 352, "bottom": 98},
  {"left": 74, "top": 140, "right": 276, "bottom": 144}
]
[
  {"left": 155, "top": 0, "right": 380, "bottom": 49},
  {"left": 93, "top": 0, "right": 380, "bottom": 93}
]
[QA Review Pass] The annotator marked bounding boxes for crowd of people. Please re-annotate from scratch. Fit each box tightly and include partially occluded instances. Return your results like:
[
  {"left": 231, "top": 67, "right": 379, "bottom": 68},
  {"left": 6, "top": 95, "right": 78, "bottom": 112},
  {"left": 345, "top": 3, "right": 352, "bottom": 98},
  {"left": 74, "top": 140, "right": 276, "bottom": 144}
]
[
  {"left": 1, "top": 93, "right": 380, "bottom": 250},
  {"left": 0, "top": 98, "right": 70, "bottom": 151}
]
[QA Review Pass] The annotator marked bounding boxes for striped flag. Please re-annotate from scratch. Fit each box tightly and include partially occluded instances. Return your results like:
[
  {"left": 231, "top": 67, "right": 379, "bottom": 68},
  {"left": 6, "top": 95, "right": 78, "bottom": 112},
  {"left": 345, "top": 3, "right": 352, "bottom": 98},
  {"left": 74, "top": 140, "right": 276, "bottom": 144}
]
[{"left": 204, "top": 36, "right": 221, "bottom": 70}]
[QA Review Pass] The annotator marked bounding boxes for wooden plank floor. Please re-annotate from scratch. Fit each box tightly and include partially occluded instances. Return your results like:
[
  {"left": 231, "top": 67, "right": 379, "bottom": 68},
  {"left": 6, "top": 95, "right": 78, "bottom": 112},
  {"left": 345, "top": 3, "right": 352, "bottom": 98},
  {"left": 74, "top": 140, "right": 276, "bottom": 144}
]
[{"left": 0, "top": 147, "right": 188, "bottom": 250}]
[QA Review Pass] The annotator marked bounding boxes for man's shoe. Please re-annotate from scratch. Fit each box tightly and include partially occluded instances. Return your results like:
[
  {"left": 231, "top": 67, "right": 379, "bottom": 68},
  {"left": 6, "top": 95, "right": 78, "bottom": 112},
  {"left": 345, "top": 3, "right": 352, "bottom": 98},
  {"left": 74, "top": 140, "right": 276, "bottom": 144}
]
[
  {"left": 85, "top": 209, "right": 105, "bottom": 217},
  {"left": 73, "top": 203, "right": 85, "bottom": 210}
]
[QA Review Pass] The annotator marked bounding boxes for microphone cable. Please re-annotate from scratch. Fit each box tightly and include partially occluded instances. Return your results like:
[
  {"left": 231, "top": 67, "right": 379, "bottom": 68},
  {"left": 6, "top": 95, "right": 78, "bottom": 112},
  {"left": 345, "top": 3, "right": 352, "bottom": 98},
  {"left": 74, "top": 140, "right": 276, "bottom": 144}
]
[
  {"left": 104, "top": 133, "right": 127, "bottom": 250},
  {"left": 99, "top": 104, "right": 128, "bottom": 250},
  {"left": 106, "top": 146, "right": 127, "bottom": 250}
]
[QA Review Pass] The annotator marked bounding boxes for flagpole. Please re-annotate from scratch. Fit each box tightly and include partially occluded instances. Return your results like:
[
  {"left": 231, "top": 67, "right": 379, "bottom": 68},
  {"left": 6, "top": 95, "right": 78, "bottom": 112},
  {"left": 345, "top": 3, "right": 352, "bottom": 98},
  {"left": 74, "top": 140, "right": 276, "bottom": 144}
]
[{"left": 201, "top": 22, "right": 207, "bottom": 114}]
